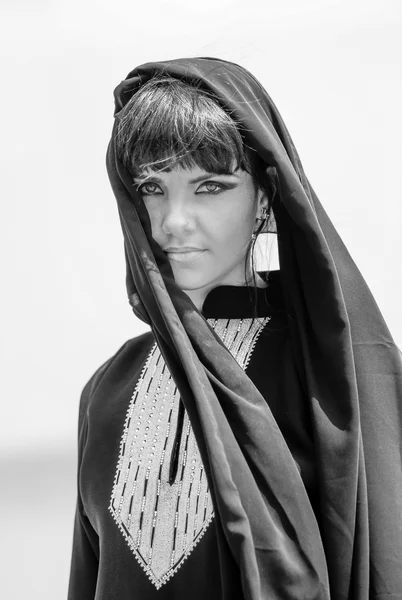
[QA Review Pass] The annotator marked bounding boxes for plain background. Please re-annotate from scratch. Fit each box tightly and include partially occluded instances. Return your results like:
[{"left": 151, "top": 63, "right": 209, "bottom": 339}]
[{"left": 1, "top": 0, "right": 401, "bottom": 597}]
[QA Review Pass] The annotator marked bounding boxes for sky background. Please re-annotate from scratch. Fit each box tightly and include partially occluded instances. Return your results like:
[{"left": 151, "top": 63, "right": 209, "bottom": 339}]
[{"left": 1, "top": 1, "right": 401, "bottom": 597}]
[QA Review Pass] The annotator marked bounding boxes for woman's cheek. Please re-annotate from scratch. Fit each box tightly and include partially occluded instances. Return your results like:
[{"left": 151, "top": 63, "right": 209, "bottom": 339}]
[
  {"left": 213, "top": 216, "right": 252, "bottom": 261},
  {"left": 224, "top": 206, "right": 254, "bottom": 242}
]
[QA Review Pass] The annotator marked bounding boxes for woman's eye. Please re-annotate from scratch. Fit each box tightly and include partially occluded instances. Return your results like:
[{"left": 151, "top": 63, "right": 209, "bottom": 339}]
[
  {"left": 197, "top": 181, "right": 227, "bottom": 194},
  {"left": 137, "top": 182, "right": 162, "bottom": 196}
]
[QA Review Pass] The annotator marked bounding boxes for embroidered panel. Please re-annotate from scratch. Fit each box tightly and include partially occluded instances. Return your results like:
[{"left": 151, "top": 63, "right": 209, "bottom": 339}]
[{"left": 109, "top": 317, "right": 270, "bottom": 589}]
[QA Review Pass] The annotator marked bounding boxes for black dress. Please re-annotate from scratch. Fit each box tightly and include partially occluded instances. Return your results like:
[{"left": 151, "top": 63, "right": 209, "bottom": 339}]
[
  {"left": 68, "top": 271, "right": 318, "bottom": 599},
  {"left": 97, "top": 56, "right": 402, "bottom": 598}
]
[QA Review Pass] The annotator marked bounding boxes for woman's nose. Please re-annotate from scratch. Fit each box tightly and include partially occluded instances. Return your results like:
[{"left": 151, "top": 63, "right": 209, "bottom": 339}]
[{"left": 161, "top": 199, "right": 193, "bottom": 235}]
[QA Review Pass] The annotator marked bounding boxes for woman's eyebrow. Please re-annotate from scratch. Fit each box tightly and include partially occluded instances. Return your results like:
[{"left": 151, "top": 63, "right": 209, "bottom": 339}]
[
  {"left": 133, "top": 175, "right": 162, "bottom": 184},
  {"left": 188, "top": 172, "right": 241, "bottom": 183}
]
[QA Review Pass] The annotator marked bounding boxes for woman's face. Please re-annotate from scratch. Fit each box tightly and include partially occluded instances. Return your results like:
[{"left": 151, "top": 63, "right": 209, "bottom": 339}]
[{"left": 134, "top": 165, "right": 267, "bottom": 309}]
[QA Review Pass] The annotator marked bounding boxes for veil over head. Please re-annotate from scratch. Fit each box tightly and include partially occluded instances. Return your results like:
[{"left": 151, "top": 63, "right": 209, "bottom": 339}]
[{"left": 106, "top": 57, "right": 402, "bottom": 600}]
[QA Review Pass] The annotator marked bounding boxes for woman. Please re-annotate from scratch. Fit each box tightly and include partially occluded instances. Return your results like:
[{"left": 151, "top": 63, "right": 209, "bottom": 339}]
[{"left": 68, "top": 58, "right": 402, "bottom": 600}]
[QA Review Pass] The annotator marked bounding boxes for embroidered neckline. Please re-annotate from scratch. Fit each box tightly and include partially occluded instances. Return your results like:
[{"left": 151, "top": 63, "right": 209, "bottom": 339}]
[{"left": 109, "top": 316, "right": 270, "bottom": 589}]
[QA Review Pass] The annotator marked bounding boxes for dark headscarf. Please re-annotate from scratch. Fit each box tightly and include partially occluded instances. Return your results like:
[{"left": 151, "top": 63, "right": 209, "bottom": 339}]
[{"left": 106, "top": 57, "right": 402, "bottom": 600}]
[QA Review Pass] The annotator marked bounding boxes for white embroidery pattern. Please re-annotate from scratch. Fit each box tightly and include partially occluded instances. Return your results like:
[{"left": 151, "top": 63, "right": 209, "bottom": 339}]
[{"left": 109, "top": 317, "right": 270, "bottom": 589}]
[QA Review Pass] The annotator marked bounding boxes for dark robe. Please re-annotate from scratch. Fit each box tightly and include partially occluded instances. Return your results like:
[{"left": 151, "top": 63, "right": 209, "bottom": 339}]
[
  {"left": 68, "top": 273, "right": 321, "bottom": 599},
  {"left": 69, "top": 57, "right": 402, "bottom": 599}
]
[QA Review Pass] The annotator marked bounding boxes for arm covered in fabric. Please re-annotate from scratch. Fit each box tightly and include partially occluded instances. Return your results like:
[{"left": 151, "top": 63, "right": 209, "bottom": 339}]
[{"left": 67, "top": 357, "right": 116, "bottom": 599}]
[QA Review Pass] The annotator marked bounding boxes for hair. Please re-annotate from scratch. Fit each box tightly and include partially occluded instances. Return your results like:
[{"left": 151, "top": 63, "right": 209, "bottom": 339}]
[{"left": 115, "top": 74, "right": 276, "bottom": 312}]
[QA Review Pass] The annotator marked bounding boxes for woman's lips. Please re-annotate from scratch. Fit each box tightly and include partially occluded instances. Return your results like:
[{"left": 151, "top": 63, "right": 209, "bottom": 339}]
[{"left": 164, "top": 249, "right": 206, "bottom": 263}]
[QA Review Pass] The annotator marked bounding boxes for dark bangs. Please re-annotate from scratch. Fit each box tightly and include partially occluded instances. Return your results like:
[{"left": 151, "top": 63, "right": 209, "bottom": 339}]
[{"left": 115, "top": 75, "right": 256, "bottom": 179}]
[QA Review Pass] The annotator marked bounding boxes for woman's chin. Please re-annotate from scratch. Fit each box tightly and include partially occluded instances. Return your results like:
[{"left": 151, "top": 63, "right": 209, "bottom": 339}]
[{"left": 172, "top": 273, "right": 210, "bottom": 292}]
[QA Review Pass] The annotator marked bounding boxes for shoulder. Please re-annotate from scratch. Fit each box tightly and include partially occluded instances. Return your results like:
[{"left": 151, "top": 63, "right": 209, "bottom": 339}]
[{"left": 78, "top": 330, "right": 155, "bottom": 424}]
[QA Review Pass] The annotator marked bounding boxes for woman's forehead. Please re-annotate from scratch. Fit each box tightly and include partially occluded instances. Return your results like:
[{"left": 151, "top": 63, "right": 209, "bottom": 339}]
[{"left": 134, "top": 159, "right": 243, "bottom": 179}]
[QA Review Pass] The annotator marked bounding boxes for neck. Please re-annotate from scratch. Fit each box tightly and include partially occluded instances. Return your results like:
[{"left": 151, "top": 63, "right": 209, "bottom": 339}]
[{"left": 183, "top": 272, "right": 268, "bottom": 311}]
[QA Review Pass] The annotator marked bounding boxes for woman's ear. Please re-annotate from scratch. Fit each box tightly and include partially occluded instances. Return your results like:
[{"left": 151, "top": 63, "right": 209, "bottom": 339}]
[{"left": 256, "top": 189, "right": 269, "bottom": 216}]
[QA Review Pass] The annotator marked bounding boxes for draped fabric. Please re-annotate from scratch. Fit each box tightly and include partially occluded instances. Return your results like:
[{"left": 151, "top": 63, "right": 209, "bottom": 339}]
[{"left": 105, "top": 57, "right": 402, "bottom": 599}]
